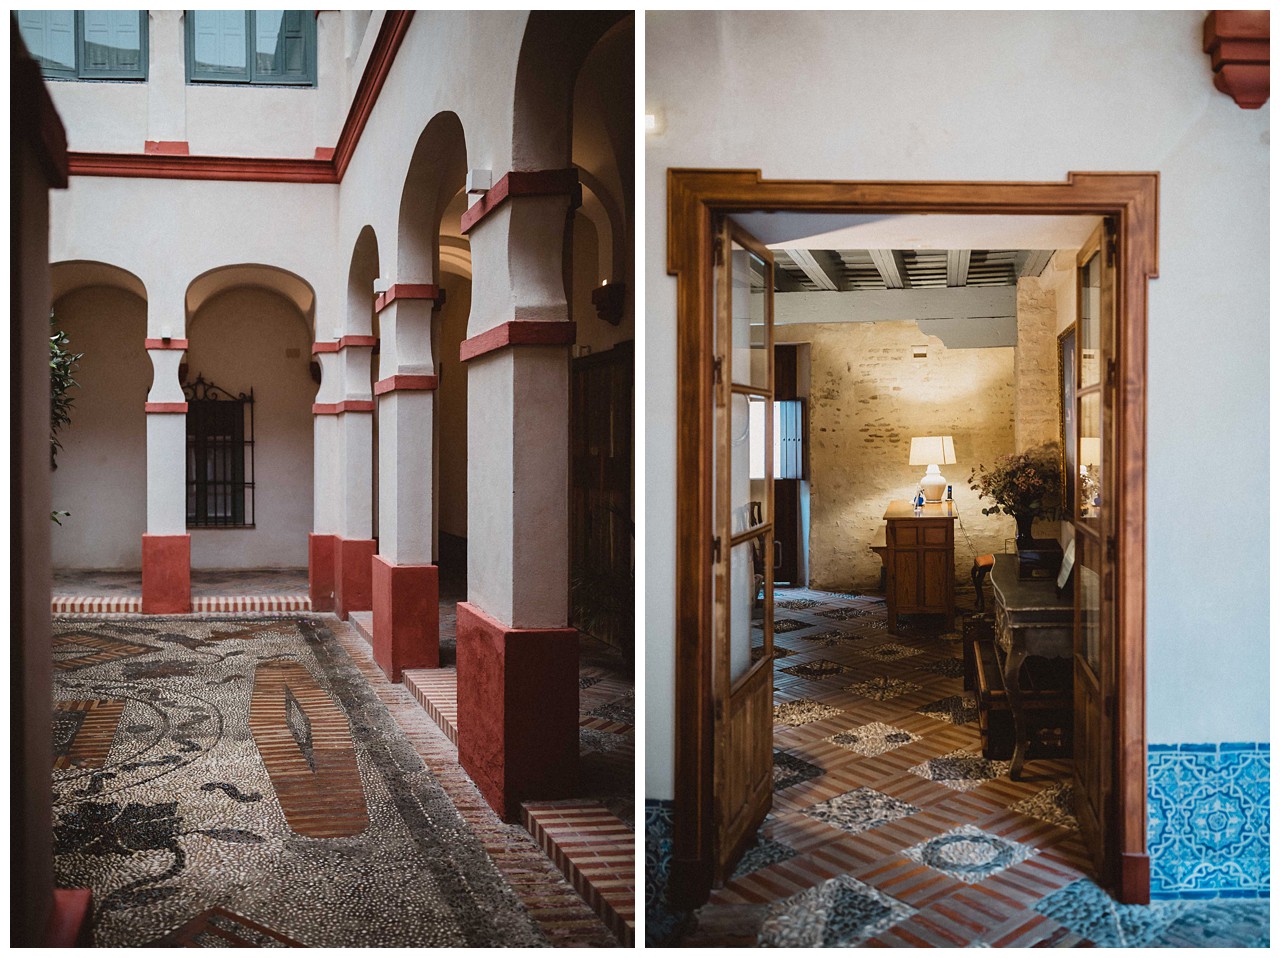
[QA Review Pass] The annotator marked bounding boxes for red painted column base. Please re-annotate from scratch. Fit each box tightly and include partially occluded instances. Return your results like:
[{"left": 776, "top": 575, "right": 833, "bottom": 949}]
[
  {"left": 456, "top": 602, "right": 579, "bottom": 821},
  {"left": 45, "top": 888, "right": 93, "bottom": 947},
  {"left": 371, "top": 556, "right": 440, "bottom": 681},
  {"left": 141, "top": 534, "right": 190, "bottom": 614},
  {"left": 308, "top": 533, "right": 337, "bottom": 612},
  {"left": 334, "top": 537, "right": 376, "bottom": 620}
]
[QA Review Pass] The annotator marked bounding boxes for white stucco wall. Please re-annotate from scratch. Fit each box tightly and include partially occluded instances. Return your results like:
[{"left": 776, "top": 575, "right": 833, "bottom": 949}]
[
  {"left": 646, "top": 10, "right": 1269, "bottom": 799},
  {"left": 51, "top": 287, "right": 150, "bottom": 569},
  {"left": 186, "top": 287, "right": 315, "bottom": 569}
]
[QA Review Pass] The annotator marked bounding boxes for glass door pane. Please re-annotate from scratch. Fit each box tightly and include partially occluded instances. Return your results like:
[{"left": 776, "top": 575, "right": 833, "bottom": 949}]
[
  {"left": 1079, "top": 251, "right": 1101, "bottom": 387},
  {"left": 730, "top": 242, "right": 770, "bottom": 389}
]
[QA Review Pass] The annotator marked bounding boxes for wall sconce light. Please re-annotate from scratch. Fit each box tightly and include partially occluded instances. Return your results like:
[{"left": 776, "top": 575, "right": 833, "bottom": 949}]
[{"left": 466, "top": 169, "right": 492, "bottom": 195}]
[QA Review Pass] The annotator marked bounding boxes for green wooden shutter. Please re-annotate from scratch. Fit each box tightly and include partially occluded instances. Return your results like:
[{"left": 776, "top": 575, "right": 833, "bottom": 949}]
[
  {"left": 188, "top": 10, "right": 249, "bottom": 82},
  {"left": 17, "top": 11, "right": 76, "bottom": 77},
  {"left": 80, "top": 11, "right": 146, "bottom": 79},
  {"left": 252, "top": 10, "right": 311, "bottom": 84}
]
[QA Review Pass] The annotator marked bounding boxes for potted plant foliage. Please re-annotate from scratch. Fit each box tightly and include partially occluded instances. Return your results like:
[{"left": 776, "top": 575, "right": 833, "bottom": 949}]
[{"left": 968, "top": 442, "right": 1062, "bottom": 549}]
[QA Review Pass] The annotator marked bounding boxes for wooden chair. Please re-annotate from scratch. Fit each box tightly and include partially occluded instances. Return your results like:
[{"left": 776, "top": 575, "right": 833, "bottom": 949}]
[{"left": 971, "top": 553, "right": 996, "bottom": 611}]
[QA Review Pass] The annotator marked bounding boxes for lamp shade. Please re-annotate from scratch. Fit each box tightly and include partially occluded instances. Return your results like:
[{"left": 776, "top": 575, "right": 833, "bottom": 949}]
[{"left": 909, "top": 435, "right": 957, "bottom": 466}]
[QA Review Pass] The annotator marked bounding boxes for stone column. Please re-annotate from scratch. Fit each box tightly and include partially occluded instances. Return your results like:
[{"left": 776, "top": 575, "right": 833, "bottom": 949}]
[
  {"left": 142, "top": 317, "right": 190, "bottom": 614},
  {"left": 308, "top": 343, "right": 343, "bottom": 611},
  {"left": 456, "top": 174, "right": 581, "bottom": 821},
  {"left": 371, "top": 284, "right": 443, "bottom": 680},
  {"left": 329, "top": 336, "right": 377, "bottom": 619}
]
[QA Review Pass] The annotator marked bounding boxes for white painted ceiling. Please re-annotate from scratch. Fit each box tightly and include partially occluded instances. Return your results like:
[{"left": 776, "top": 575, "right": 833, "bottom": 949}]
[{"left": 732, "top": 211, "right": 1101, "bottom": 251}]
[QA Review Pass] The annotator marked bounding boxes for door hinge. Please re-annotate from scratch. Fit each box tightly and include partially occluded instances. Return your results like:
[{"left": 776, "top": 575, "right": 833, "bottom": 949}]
[
  {"left": 713, "top": 234, "right": 725, "bottom": 267},
  {"left": 1105, "top": 218, "right": 1118, "bottom": 267},
  {"left": 1105, "top": 357, "right": 1117, "bottom": 392},
  {"left": 712, "top": 355, "right": 724, "bottom": 386},
  {"left": 711, "top": 535, "right": 722, "bottom": 564}
]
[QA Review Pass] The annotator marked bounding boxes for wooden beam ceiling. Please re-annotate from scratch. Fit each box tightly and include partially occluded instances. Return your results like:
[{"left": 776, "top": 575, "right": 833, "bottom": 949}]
[
  {"left": 946, "top": 249, "right": 971, "bottom": 286},
  {"left": 868, "top": 249, "right": 910, "bottom": 288}
]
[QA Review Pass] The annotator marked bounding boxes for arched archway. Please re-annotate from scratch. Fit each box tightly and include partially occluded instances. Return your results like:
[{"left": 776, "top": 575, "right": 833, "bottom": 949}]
[
  {"left": 49, "top": 261, "right": 149, "bottom": 571},
  {"left": 365, "top": 112, "right": 468, "bottom": 681},
  {"left": 183, "top": 265, "right": 318, "bottom": 570}
]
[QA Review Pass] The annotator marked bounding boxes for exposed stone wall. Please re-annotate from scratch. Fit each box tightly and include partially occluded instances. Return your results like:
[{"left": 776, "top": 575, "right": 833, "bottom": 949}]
[
  {"left": 777, "top": 321, "right": 1016, "bottom": 593},
  {"left": 1015, "top": 250, "right": 1077, "bottom": 453}
]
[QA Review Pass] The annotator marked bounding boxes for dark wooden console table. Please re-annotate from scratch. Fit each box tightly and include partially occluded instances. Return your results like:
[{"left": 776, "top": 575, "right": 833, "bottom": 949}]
[
  {"left": 883, "top": 499, "right": 957, "bottom": 632},
  {"left": 989, "top": 554, "right": 1073, "bottom": 779}
]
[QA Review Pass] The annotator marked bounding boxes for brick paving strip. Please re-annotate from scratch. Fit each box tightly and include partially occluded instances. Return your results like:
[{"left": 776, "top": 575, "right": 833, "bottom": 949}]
[{"left": 329, "top": 618, "right": 621, "bottom": 948}]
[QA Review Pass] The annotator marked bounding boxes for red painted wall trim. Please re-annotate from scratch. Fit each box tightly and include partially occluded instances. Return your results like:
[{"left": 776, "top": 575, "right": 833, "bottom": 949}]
[
  {"left": 67, "top": 152, "right": 338, "bottom": 183},
  {"left": 338, "top": 335, "right": 378, "bottom": 349},
  {"left": 12, "top": 33, "right": 69, "bottom": 188},
  {"left": 312, "top": 400, "right": 376, "bottom": 415},
  {"left": 65, "top": 11, "right": 414, "bottom": 183},
  {"left": 459, "top": 321, "right": 576, "bottom": 363},
  {"left": 145, "top": 402, "right": 188, "bottom": 413},
  {"left": 374, "top": 283, "right": 442, "bottom": 313},
  {"left": 332, "top": 11, "right": 415, "bottom": 180},
  {"left": 144, "top": 338, "right": 189, "bottom": 350},
  {"left": 460, "top": 169, "right": 581, "bottom": 235},
  {"left": 314, "top": 146, "right": 335, "bottom": 161},
  {"left": 144, "top": 140, "right": 190, "bottom": 155},
  {"left": 374, "top": 374, "right": 438, "bottom": 395},
  {"left": 312, "top": 341, "right": 340, "bottom": 354}
]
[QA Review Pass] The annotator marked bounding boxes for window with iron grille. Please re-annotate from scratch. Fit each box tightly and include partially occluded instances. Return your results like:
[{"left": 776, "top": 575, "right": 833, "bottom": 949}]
[{"left": 184, "top": 376, "right": 255, "bottom": 528}]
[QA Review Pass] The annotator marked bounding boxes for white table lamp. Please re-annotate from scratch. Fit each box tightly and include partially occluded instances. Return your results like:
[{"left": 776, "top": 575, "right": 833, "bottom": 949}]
[{"left": 909, "top": 435, "right": 957, "bottom": 502}]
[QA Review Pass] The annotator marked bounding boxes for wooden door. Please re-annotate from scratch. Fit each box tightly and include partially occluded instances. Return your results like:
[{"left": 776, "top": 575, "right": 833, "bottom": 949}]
[
  {"left": 1072, "top": 220, "right": 1118, "bottom": 880},
  {"left": 710, "top": 217, "right": 775, "bottom": 883}
]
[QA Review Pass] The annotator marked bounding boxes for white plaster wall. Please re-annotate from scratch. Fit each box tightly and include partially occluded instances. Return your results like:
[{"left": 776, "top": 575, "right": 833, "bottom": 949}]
[
  {"left": 42, "top": 11, "right": 351, "bottom": 157},
  {"left": 186, "top": 288, "right": 315, "bottom": 568},
  {"left": 50, "top": 287, "right": 149, "bottom": 569},
  {"left": 646, "top": 10, "right": 1270, "bottom": 798}
]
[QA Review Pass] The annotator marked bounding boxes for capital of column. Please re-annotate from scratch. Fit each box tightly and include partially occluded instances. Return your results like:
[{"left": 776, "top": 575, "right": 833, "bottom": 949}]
[{"left": 460, "top": 168, "right": 581, "bottom": 235}]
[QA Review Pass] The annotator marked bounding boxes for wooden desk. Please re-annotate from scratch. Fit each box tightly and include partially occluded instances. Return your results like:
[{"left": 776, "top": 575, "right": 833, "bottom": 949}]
[
  {"left": 883, "top": 500, "right": 958, "bottom": 632},
  {"left": 989, "top": 554, "right": 1073, "bottom": 779}
]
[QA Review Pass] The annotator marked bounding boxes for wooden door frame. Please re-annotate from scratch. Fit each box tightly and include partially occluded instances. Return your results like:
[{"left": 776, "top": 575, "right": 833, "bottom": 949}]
[{"left": 667, "top": 169, "right": 1158, "bottom": 909}]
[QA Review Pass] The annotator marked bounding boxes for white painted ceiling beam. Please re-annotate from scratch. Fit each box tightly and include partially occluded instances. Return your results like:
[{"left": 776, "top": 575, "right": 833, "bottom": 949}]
[
  {"left": 1018, "top": 250, "right": 1055, "bottom": 277},
  {"left": 946, "top": 249, "right": 971, "bottom": 287},
  {"left": 868, "top": 249, "right": 909, "bottom": 288},
  {"left": 773, "top": 286, "right": 1015, "bottom": 326},
  {"left": 782, "top": 248, "right": 840, "bottom": 291}
]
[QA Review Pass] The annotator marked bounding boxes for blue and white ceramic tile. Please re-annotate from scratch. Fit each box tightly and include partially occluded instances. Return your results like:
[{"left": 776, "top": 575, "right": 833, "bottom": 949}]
[
  {"left": 645, "top": 799, "right": 686, "bottom": 946},
  {"left": 1147, "top": 743, "right": 1269, "bottom": 899}
]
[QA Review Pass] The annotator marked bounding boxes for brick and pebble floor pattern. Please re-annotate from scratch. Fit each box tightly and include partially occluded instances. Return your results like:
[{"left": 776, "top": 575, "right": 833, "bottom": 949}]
[
  {"left": 395, "top": 590, "right": 637, "bottom": 945},
  {"left": 676, "top": 586, "right": 1269, "bottom": 948},
  {"left": 330, "top": 618, "right": 624, "bottom": 948},
  {"left": 53, "top": 569, "right": 311, "bottom": 613}
]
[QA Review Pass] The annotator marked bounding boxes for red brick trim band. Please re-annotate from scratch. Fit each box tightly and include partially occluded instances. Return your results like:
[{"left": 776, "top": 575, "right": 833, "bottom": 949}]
[
  {"left": 338, "top": 335, "right": 378, "bottom": 349},
  {"left": 144, "top": 338, "right": 189, "bottom": 350},
  {"left": 145, "top": 402, "right": 188, "bottom": 413},
  {"left": 312, "top": 400, "right": 376, "bottom": 415},
  {"left": 144, "top": 140, "right": 190, "bottom": 155},
  {"left": 459, "top": 321, "right": 577, "bottom": 363},
  {"left": 312, "top": 341, "right": 340, "bottom": 354},
  {"left": 374, "top": 375, "right": 438, "bottom": 395},
  {"left": 314, "top": 146, "right": 335, "bottom": 161},
  {"left": 460, "top": 169, "right": 582, "bottom": 235},
  {"left": 374, "top": 283, "right": 443, "bottom": 314},
  {"left": 66, "top": 12, "right": 414, "bottom": 183}
]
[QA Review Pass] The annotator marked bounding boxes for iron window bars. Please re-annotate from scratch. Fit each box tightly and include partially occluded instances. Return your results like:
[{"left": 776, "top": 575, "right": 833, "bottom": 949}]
[{"left": 184, "top": 375, "right": 255, "bottom": 528}]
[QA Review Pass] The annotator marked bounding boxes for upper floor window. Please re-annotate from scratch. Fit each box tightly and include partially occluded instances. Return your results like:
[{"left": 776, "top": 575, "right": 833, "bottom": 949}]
[
  {"left": 186, "top": 11, "right": 316, "bottom": 86},
  {"left": 17, "top": 11, "right": 148, "bottom": 81}
]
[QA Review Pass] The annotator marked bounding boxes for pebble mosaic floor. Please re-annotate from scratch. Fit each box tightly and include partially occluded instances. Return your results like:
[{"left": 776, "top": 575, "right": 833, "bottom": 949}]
[
  {"left": 50, "top": 613, "right": 614, "bottom": 947},
  {"left": 676, "top": 587, "right": 1269, "bottom": 948}
]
